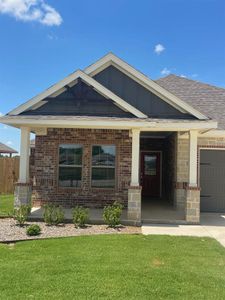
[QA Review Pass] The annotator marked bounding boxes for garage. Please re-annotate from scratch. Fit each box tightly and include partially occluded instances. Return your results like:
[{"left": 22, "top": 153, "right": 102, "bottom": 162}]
[{"left": 200, "top": 149, "right": 225, "bottom": 212}]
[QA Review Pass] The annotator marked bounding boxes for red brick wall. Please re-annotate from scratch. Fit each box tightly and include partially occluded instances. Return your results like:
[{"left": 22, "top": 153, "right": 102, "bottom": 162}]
[{"left": 32, "top": 128, "right": 132, "bottom": 207}]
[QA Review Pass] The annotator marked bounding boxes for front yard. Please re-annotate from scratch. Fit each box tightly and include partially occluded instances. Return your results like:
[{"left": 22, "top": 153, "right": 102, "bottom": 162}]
[
  {"left": 1, "top": 234, "right": 225, "bottom": 299},
  {"left": 0, "top": 194, "right": 14, "bottom": 217}
]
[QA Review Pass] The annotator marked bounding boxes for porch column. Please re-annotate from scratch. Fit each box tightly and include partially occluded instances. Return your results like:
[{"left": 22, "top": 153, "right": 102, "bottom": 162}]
[
  {"left": 14, "top": 127, "right": 32, "bottom": 208},
  {"left": 188, "top": 130, "right": 198, "bottom": 186},
  {"left": 127, "top": 129, "right": 142, "bottom": 225},
  {"left": 186, "top": 130, "right": 200, "bottom": 223},
  {"left": 19, "top": 127, "right": 30, "bottom": 183},
  {"left": 131, "top": 129, "right": 140, "bottom": 186}
]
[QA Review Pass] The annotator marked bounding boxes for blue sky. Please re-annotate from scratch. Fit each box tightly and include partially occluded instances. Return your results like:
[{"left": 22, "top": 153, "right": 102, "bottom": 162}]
[{"left": 0, "top": 0, "right": 224, "bottom": 152}]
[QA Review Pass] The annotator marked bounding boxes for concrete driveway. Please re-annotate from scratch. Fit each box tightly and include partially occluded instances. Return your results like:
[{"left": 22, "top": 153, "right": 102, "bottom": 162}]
[{"left": 142, "top": 213, "right": 225, "bottom": 247}]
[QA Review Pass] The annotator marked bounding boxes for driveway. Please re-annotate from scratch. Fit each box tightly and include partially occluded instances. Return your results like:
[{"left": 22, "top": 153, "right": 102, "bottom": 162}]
[{"left": 142, "top": 213, "right": 225, "bottom": 247}]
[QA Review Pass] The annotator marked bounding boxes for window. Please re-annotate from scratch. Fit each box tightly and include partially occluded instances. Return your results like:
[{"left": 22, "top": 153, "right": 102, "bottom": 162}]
[
  {"left": 59, "top": 144, "right": 83, "bottom": 187},
  {"left": 92, "top": 145, "right": 116, "bottom": 188},
  {"left": 144, "top": 155, "right": 157, "bottom": 176}
]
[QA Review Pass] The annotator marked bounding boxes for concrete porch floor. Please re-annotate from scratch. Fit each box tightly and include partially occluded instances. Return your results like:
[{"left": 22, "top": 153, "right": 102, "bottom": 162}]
[
  {"left": 30, "top": 200, "right": 185, "bottom": 225},
  {"left": 141, "top": 200, "right": 185, "bottom": 224}
]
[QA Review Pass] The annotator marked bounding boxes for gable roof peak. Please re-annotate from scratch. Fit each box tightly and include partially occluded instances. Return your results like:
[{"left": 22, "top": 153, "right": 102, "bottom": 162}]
[{"left": 85, "top": 54, "right": 207, "bottom": 120}]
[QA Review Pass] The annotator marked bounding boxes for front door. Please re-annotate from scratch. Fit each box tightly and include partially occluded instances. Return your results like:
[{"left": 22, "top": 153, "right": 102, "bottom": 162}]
[{"left": 141, "top": 152, "right": 161, "bottom": 197}]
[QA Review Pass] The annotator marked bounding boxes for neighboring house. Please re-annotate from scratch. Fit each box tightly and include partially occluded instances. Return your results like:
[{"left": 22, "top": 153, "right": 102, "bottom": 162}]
[
  {"left": 0, "top": 142, "right": 17, "bottom": 157},
  {"left": 1, "top": 52, "right": 225, "bottom": 224}
]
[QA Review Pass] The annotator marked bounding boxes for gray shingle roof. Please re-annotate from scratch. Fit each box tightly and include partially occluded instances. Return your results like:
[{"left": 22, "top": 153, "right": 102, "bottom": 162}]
[
  {"left": 0, "top": 142, "right": 17, "bottom": 154},
  {"left": 155, "top": 74, "right": 225, "bottom": 129}
]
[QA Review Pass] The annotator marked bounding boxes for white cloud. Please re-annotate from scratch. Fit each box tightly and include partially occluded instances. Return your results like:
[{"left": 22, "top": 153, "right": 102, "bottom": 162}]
[
  {"left": 161, "top": 67, "right": 171, "bottom": 76},
  {"left": 6, "top": 141, "right": 13, "bottom": 146},
  {"left": 0, "top": 0, "right": 62, "bottom": 26},
  {"left": 47, "top": 32, "right": 58, "bottom": 40},
  {"left": 154, "top": 43, "right": 165, "bottom": 55},
  {"left": 180, "top": 73, "right": 198, "bottom": 79},
  {"left": 0, "top": 112, "right": 3, "bottom": 116}
]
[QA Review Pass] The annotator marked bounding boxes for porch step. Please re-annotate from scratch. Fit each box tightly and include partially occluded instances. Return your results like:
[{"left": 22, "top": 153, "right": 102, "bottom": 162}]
[{"left": 142, "top": 218, "right": 188, "bottom": 225}]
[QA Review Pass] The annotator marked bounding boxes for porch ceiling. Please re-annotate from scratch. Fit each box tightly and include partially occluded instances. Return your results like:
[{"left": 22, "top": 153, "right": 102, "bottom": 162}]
[{"left": 140, "top": 131, "right": 173, "bottom": 138}]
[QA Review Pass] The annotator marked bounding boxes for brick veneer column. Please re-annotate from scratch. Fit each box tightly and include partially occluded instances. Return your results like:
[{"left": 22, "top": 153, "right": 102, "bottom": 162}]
[
  {"left": 185, "top": 186, "right": 200, "bottom": 223},
  {"left": 127, "top": 129, "right": 142, "bottom": 224},
  {"left": 127, "top": 186, "right": 142, "bottom": 225},
  {"left": 14, "top": 127, "right": 32, "bottom": 208},
  {"left": 14, "top": 182, "right": 32, "bottom": 208}
]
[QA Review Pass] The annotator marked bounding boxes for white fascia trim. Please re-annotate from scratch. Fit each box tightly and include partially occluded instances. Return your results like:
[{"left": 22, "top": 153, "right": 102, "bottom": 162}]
[
  {"left": 8, "top": 70, "right": 82, "bottom": 115},
  {"left": 0, "top": 117, "right": 217, "bottom": 131},
  {"left": 84, "top": 53, "right": 207, "bottom": 120},
  {"left": 8, "top": 70, "right": 147, "bottom": 118},
  {"left": 198, "top": 129, "right": 225, "bottom": 137}
]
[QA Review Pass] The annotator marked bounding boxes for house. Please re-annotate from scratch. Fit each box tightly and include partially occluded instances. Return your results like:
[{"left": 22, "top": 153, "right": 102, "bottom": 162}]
[
  {"left": 1, "top": 52, "right": 225, "bottom": 225},
  {"left": 0, "top": 142, "right": 17, "bottom": 157}
]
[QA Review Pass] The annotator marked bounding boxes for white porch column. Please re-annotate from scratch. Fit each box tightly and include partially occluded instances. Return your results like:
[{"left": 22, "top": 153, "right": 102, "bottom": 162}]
[
  {"left": 130, "top": 128, "right": 140, "bottom": 186},
  {"left": 19, "top": 126, "right": 30, "bottom": 183},
  {"left": 188, "top": 130, "right": 198, "bottom": 186},
  {"left": 185, "top": 130, "right": 200, "bottom": 223},
  {"left": 14, "top": 126, "right": 32, "bottom": 208},
  {"left": 128, "top": 128, "right": 141, "bottom": 225}
]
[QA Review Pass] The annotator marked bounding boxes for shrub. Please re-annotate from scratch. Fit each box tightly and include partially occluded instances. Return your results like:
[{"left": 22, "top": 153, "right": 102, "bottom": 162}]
[
  {"left": 43, "top": 204, "right": 64, "bottom": 225},
  {"left": 72, "top": 206, "right": 89, "bottom": 227},
  {"left": 26, "top": 224, "right": 41, "bottom": 236},
  {"left": 103, "top": 201, "right": 123, "bottom": 227},
  {"left": 13, "top": 205, "right": 31, "bottom": 226}
]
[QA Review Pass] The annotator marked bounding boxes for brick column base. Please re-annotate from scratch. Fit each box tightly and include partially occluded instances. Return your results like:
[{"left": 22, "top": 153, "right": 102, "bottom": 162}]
[
  {"left": 127, "top": 186, "right": 142, "bottom": 225},
  {"left": 185, "top": 186, "right": 200, "bottom": 223},
  {"left": 174, "top": 189, "right": 186, "bottom": 210},
  {"left": 14, "top": 182, "right": 32, "bottom": 208}
]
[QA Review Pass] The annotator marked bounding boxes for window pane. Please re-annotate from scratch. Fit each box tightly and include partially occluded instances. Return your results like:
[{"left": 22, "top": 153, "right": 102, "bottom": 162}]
[
  {"left": 59, "top": 167, "right": 82, "bottom": 187},
  {"left": 144, "top": 155, "right": 157, "bottom": 176},
  {"left": 92, "top": 167, "right": 115, "bottom": 188},
  {"left": 92, "top": 145, "right": 115, "bottom": 166},
  {"left": 59, "top": 144, "right": 82, "bottom": 165}
]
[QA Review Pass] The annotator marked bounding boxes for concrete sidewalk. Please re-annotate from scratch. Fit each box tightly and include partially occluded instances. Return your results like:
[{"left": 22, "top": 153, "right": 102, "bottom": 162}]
[{"left": 142, "top": 213, "right": 225, "bottom": 247}]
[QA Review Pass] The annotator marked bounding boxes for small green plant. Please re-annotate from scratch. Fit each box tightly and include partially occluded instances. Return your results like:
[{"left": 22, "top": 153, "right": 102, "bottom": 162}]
[
  {"left": 13, "top": 205, "right": 31, "bottom": 226},
  {"left": 103, "top": 201, "right": 123, "bottom": 227},
  {"left": 43, "top": 204, "right": 64, "bottom": 225},
  {"left": 26, "top": 224, "right": 41, "bottom": 236},
  {"left": 72, "top": 206, "right": 89, "bottom": 227}
]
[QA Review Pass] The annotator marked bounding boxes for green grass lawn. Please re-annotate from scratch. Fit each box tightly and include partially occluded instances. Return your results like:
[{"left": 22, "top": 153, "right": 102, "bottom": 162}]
[
  {"left": 1, "top": 235, "right": 225, "bottom": 299},
  {"left": 0, "top": 194, "right": 14, "bottom": 217}
]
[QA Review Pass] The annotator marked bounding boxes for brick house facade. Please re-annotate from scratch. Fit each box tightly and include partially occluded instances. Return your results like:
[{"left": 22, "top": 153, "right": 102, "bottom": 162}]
[
  {"left": 32, "top": 128, "right": 132, "bottom": 208},
  {"left": 2, "top": 53, "right": 225, "bottom": 225}
]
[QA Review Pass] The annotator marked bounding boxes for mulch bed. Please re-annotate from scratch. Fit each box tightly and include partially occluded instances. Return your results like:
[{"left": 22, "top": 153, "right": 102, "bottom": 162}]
[{"left": 0, "top": 218, "right": 141, "bottom": 242}]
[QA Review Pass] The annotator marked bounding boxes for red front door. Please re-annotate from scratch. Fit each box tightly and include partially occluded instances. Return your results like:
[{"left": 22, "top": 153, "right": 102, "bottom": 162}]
[{"left": 141, "top": 152, "right": 161, "bottom": 197}]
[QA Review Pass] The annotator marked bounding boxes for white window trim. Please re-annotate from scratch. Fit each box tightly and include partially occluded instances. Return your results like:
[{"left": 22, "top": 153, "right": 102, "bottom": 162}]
[
  {"left": 58, "top": 144, "right": 83, "bottom": 188},
  {"left": 91, "top": 144, "right": 116, "bottom": 188}
]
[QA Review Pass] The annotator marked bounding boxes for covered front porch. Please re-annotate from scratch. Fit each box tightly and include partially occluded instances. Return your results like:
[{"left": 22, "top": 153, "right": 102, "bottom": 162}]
[
  {"left": 128, "top": 127, "right": 201, "bottom": 224},
  {"left": 12, "top": 119, "right": 210, "bottom": 225},
  {"left": 29, "top": 202, "right": 186, "bottom": 224}
]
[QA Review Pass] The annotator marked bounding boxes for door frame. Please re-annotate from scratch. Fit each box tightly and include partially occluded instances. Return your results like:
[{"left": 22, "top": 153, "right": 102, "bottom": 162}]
[{"left": 140, "top": 150, "right": 162, "bottom": 198}]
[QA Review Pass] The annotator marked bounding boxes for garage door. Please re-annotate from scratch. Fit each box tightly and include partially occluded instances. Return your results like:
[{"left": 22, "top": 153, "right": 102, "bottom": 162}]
[{"left": 200, "top": 150, "right": 225, "bottom": 212}]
